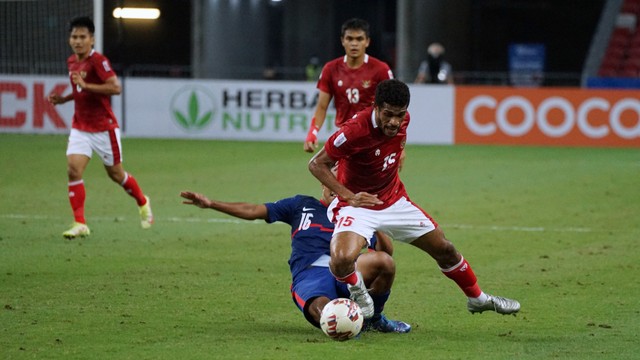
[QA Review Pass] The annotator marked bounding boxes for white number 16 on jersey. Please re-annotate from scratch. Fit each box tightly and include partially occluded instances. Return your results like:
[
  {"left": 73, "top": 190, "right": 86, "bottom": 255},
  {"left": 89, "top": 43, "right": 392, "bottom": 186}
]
[{"left": 382, "top": 152, "right": 397, "bottom": 171}]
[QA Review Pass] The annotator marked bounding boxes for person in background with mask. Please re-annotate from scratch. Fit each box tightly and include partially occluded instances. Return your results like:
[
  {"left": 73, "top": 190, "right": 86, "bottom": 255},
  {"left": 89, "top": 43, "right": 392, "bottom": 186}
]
[{"left": 414, "top": 42, "right": 453, "bottom": 84}]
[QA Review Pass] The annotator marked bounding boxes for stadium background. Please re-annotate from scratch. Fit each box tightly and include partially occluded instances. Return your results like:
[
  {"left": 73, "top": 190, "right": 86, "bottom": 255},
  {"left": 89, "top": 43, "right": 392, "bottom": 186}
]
[
  {"left": 0, "top": 0, "right": 638, "bottom": 147},
  {"left": 0, "top": 0, "right": 623, "bottom": 83}
]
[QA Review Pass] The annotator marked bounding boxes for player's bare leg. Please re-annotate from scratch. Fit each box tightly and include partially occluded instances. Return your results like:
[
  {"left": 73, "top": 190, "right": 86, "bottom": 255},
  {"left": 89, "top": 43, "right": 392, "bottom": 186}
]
[
  {"left": 330, "top": 232, "right": 366, "bottom": 277},
  {"left": 357, "top": 251, "right": 395, "bottom": 294},
  {"left": 105, "top": 162, "right": 126, "bottom": 184},
  {"left": 330, "top": 232, "right": 374, "bottom": 318},
  {"left": 411, "top": 227, "right": 520, "bottom": 315},
  {"left": 67, "top": 154, "right": 90, "bottom": 182},
  {"left": 308, "top": 297, "right": 331, "bottom": 324}
]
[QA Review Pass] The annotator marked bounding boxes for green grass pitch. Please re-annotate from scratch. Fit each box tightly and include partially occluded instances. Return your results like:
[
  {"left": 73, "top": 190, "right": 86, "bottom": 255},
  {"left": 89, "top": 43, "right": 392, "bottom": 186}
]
[{"left": 1, "top": 134, "right": 638, "bottom": 359}]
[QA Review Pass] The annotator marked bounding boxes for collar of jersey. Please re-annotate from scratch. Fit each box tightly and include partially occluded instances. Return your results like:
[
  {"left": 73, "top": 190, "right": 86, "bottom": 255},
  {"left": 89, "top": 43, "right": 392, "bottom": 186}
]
[{"left": 342, "top": 54, "right": 370, "bottom": 63}]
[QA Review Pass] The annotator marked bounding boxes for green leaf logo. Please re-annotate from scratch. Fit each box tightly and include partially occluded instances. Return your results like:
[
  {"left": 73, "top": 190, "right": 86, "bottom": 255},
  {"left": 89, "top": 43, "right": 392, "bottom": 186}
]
[{"left": 170, "top": 86, "right": 216, "bottom": 131}]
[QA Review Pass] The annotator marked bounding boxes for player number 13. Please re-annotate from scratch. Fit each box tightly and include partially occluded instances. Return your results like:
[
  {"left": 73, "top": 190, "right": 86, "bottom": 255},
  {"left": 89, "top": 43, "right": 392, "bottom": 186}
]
[{"left": 346, "top": 88, "right": 360, "bottom": 104}]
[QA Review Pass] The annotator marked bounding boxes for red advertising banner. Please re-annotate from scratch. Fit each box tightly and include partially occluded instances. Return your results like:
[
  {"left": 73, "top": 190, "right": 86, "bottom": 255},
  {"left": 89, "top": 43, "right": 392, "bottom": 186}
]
[{"left": 455, "top": 86, "right": 640, "bottom": 147}]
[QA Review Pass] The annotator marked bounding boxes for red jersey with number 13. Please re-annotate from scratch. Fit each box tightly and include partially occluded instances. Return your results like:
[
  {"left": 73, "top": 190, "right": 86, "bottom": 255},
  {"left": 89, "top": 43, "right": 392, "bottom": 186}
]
[
  {"left": 66, "top": 49, "right": 119, "bottom": 132},
  {"left": 324, "top": 107, "right": 409, "bottom": 210},
  {"left": 317, "top": 54, "right": 393, "bottom": 127}
]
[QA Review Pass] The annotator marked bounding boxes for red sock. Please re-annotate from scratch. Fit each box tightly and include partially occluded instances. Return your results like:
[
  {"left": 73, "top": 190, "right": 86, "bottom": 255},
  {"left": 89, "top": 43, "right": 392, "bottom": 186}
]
[
  {"left": 442, "top": 256, "right": 482, "bottom": 298},
  {"left": 121, "top": 173, "right": 146, "bottom": 206},
  {"left": 68, "top": 180, "right": 86, "bottom": 224},
  {"left": 334, "top": 270, "right": 359, "bottom": 286}
]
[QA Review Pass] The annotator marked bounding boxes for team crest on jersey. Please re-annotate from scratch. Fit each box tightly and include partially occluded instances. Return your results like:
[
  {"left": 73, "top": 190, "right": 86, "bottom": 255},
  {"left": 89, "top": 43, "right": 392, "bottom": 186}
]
[
  {"left": 337, "top": 80, "right": 343, "bottom": 87},
  {"left": 362, "top": 80, "right": 371, "bottom": 88},
  {"left": 375, "top": 149, "right": 380, "bottom": 156}
]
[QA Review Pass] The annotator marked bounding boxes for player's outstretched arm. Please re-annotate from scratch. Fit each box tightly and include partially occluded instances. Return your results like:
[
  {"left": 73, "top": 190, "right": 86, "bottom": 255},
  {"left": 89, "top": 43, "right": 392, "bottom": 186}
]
[
  {"left": 180, "top": 191, "right": 268, "bottom": 220},
  {"left": 304, "top": 91, "right": 332, "bottom": 153}
]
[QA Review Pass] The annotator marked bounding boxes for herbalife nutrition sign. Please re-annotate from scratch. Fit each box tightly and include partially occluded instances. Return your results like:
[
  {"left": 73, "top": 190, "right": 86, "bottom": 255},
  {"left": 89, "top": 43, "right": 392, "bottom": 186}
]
[
  {"left": 125, "top": 79, "right": 336, "bottom": 141},
  {"left": 170, "top": 86, "right": 215, "bottom": 131}
]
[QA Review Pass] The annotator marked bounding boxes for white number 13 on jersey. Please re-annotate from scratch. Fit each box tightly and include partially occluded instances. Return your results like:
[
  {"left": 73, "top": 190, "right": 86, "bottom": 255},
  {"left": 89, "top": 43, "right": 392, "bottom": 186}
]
[{"left": 346, "top": 88, "right": 360, "bottom": 104}]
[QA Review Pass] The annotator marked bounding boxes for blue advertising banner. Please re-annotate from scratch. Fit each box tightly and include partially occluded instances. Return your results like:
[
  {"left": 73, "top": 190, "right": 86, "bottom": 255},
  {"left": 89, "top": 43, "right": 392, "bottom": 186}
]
[{"left": 509, "top": 43, "right": 546, "bottom": 87}]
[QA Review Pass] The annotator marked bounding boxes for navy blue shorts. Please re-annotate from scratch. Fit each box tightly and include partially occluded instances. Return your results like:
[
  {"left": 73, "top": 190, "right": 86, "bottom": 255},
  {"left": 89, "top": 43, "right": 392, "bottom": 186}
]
[{"left": 290, "top": 266, "right": 350, "bottom": 328}]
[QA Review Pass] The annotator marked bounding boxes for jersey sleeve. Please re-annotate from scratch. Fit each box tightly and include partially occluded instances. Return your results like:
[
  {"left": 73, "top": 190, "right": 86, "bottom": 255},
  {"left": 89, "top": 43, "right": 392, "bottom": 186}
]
[
  {"left": 372, "top": 59, "right": 393, "bottom": 81},
  {"left": 324, "top": 126, "right": 354, "bottom": 162},
  {"left": 324, "top": 114, "right": 370, "bottom": 161},
  {"left": 264, "top": 196, "right": 298, "bottom": 225},
  {"left": 382, "top": 63, "right": 394, "bottom": 80},
  {"left": 92, "top": 54, "right": 117, "bottom": 83},
  {"left": 316, "top": 62, "right": 333, "bottom": 94}
]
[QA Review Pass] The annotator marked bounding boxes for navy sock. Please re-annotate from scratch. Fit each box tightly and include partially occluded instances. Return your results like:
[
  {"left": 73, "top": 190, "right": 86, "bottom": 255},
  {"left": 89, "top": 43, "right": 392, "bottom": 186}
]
[{"left": 370, "top": 291, "right": 390, "bottom": 315}]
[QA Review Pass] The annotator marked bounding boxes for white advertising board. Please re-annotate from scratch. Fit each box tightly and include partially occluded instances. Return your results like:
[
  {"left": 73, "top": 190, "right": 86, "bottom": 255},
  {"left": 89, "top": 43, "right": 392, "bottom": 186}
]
[
  {"left": 123, "top": 79, "right": 335, "bottom": 141},
  {"left": 123, "top": 78, "right": 454, "bottom": 144},
  {"left": 405, "top": 85, "right": 454, "bottom": 145},
  {"left": 1, "top": 75, "right": 454, "bottom": 145}
]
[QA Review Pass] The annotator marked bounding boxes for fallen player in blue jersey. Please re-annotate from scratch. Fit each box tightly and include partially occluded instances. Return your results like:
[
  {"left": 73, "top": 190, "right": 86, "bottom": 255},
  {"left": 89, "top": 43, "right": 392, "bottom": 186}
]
[{"left": 180, "top": 183, "right": 410, "bottom": 336}]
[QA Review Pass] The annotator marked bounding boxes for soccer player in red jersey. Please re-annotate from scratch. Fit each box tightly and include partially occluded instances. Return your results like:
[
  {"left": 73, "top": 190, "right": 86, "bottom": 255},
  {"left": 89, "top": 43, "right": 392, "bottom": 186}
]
[
  {"left": 303, "top": 18, "right": 393, "bottom": 153},
  {"left": 309, "top": 79, "right": 520, "bottom": 318},
  {"left": 48, "top": 16, "right": 153, "bottom": 239}
]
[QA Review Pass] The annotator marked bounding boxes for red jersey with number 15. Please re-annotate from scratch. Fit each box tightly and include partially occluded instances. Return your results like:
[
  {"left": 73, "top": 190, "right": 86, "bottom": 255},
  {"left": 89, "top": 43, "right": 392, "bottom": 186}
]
[
  {"left": 66, "top": 50, "right": 119, "bottom": 132},
  {"left": 324, "top": 107, "right": 410, "bottom": 211},
  {"left": 317, "top": 54, "right": 393, "bottom": 127}
]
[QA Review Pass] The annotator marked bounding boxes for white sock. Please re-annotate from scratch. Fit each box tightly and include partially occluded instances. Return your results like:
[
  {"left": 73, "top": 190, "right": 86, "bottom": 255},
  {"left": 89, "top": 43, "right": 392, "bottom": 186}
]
[{"left": 469, "top": 292, "right": 489, "bottom": 304}]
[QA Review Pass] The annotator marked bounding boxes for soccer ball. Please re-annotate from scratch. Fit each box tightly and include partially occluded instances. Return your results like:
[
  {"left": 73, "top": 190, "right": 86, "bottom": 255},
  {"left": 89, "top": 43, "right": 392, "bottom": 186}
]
[{"left": 319, "top": 298, "right": 364, "bottom": 341}]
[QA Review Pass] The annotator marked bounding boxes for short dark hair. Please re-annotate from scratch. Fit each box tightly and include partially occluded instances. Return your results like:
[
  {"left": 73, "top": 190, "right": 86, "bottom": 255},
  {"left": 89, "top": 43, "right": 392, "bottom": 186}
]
[
  {"left": 341, "top": 18, "right": 370, "bottom": 38},
  {"left": 375, "top": 79, "right": 410, "bottom": 108},
  {"left": 69, "top": 16, "right": 95, "bottom": 34}
]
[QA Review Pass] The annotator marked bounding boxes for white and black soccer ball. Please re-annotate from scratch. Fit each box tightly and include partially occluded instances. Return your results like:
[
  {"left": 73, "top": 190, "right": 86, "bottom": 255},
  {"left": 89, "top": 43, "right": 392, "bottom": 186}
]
[{"left": 319, "top": 298, "right": 364, "bottom": 341}]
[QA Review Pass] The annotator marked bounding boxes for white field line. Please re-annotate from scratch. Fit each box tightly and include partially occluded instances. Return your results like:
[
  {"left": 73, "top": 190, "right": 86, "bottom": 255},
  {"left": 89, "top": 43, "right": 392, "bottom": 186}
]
[
  {"left": 0, "top": 213, "right": 257, "bottom": 225},
  {"left": 1, "top": 213, "right": 596, "bottom": 233}
]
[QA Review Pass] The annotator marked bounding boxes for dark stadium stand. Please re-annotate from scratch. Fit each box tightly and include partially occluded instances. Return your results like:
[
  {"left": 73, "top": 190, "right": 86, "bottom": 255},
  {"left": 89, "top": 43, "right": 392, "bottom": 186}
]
[{"left": 599, "top": 0, "right": 640, "bottom": 77}]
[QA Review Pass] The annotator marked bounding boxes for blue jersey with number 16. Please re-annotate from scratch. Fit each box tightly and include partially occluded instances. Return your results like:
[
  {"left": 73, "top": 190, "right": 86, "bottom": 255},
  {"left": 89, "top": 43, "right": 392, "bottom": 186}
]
[{"left": 264, "top": 195, "right": 376, "bottom": 280}]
